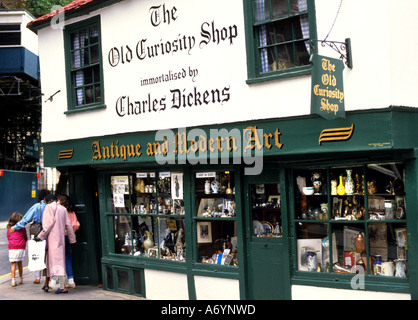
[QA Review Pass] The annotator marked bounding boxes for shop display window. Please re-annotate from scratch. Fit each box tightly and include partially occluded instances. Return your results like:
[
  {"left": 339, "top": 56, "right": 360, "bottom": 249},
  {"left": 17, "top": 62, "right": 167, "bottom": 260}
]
[
  {"left": 110, "top": 172, "right": 186, "bottom": 261},
  {"left": 195, "top": 171, "right": 238, "bottom": 267},
  {"left": 294, "top": 163, "right": 407, "bottom": 278},
  {"left": 251, "top": 183, "right": 282, "bottom": 238}
]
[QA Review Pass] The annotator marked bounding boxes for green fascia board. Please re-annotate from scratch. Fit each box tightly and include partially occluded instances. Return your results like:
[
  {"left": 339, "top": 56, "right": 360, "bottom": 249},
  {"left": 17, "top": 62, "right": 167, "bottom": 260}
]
[{"left": 43, "top": 107, "right": 418, "bottom": 168}]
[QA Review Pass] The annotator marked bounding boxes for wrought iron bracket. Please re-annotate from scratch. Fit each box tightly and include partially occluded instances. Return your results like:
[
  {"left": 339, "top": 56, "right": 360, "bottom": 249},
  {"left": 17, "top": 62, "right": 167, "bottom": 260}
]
[{"left": 309, "top": 38, "right": 353, "bottom": 69}]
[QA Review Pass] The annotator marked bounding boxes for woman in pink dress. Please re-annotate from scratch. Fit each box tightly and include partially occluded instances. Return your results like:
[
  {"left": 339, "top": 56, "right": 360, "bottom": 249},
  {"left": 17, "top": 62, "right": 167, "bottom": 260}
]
[{"left": 36, "top": 194, "right": 76, "bottom": 294}]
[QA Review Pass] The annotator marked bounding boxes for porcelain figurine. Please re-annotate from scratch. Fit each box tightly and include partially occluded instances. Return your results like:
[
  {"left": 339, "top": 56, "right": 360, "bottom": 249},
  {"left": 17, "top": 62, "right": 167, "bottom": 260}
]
[
  {"left": 205, "top": 179, "right": 211, "bottom": 194},
  {"left": 395, "top": 259, "right": 406, "bottom": 277},
  {"left": 306, "top": 252, "right": 317, "bottom": 271},
  {"left": 331, "top": 180, "right": 337, "bottom": 195},
  {"left": 311, "top": 172, "right": 322, "bottom": 194},
  {"left": 320, "top": 203, "right": 328, "bottom": 220},
  {"left": 211, "top": 179, "right": 220, "bottom": 193}
]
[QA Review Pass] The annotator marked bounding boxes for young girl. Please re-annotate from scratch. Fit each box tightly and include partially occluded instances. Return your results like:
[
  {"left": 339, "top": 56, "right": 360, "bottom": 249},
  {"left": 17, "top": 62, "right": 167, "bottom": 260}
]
[{"left": 6, "top": 212, "right": 28, "bottom": 287}]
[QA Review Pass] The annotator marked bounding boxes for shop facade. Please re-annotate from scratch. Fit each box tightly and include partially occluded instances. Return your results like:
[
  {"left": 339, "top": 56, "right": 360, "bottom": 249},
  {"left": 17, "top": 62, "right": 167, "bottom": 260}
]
[{"left": 29, "top": 0, "right": 418, "bottom": 299}]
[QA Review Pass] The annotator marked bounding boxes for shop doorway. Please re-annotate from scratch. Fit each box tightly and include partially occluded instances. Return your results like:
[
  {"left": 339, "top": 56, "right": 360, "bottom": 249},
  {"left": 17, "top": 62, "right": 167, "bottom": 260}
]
[
  {"left": 68, "top": 168, "right": 102, "bottom": 285},
  {"left": 245, "top": 170, "right": 290, "bottom": 299}
]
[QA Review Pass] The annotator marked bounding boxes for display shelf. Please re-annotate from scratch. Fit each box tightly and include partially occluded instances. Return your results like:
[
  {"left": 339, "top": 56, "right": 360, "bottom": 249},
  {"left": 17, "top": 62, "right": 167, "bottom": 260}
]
[
  {"left": 294, "top": 163, "right": 408, "bottom": 277},
  {"left": 110, "top": 171, "right": 186, "bottom": 261},
  {"left": 195, "top": 171, "right": 238, "bottom": 266}
]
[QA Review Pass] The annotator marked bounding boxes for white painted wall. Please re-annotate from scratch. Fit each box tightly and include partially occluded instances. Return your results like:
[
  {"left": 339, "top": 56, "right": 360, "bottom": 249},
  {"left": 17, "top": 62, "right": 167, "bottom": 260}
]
[
  {"left": 194, "top": 276, "right": 240, "bottom": 300},
  {"left": 144, "top": 269, "right": 189, "bottom": 300},
  {"left": 36, "top": 0, "right": 418, "bottom": 144}
]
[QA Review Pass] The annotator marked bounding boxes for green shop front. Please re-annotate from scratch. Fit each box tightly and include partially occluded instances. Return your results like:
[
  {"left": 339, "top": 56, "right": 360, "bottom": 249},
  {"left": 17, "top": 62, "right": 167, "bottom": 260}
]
[{"left": 43, "top": 107, "right": 418, "bottom": 300}]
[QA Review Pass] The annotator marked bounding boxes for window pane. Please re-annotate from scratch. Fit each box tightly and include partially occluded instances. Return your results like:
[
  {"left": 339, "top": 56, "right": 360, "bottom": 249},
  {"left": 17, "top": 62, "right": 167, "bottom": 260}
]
[
  {"left": 159, "top": 218, "right": 186, "bottom": 261},
  {"left": 114, "top": 215, "right": 132, "bottom": 255},
  {"left": 296, "top": 40, "right": 310, "bottom": 66},
  {"left": 90, "top": 25, "right": 99, "bottom": 44},
  {"left": 251, "top": 184, "right": 282, "bottom": 238},
  {"left": 332, "top": 224, "right": 366, "bottom": 274},
  {"left": 296, "top": 222, "right": 328, "bottom": 271},
  {"left": 0, "top": 32, "right": 20, "bottom": 45},
  {"left": 79, "top": 28, "right": 89, "bottom": 47},
  {"left": 195, "top": 171, "right": 238, "bottom": 267},
  {"left": 254, "top": 0, "right": 269, "bottom": 21},
  {"left": 90, "top": 44, "right": 99, "bottom": 64},
  {"left": 116, "top": 269, "right": 130, "bottom": 291},
  {"left": 277, "top": 43, "right": 294, "bottom": 69},
  {"left": 0, "top": 24, "right": 20, "bottom": 31},
  {"left": 274, "top": 20, "right": 292, "bottom": 43},
  {"left": 84, "top": 68, "right": 93, "bottom": 84},
  {"left": 76, "top": 88, "right": 84, "bottom": 106},
  {"left": 85, "top": 86, "right": 94, "bottom": 104},
  {"left": 291, "top": 0, "right": 308, "bottom": 13},
  {"left": 132, "top": 215, "right": 154, "bottom": 256},
  {"left": 369, "top": 223, "right": 407, "bottom": 277},
  {"left": 95, "top": 85, "right": 102, "bottom": 103},
  {"left": 271, "top": 0, "right": 289, "bottom": 19},
  {"left": 70, "top": 32, "right": 78, "bottom": 50}
]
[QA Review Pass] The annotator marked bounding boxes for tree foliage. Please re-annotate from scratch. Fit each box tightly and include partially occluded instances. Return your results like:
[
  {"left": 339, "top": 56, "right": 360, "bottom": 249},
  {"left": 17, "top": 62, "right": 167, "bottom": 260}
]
[{"left": 25, "top": 0, "right": 72, "bottom": 17}]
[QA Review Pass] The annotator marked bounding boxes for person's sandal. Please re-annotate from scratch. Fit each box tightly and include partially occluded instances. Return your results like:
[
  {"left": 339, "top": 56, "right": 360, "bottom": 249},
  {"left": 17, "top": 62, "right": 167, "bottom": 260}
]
[
  {"left": 42, "top": 286, "right": 49, "bottom": 292},
  {"left": 55, "top": 289, "right": 68, "bottom": 294}
]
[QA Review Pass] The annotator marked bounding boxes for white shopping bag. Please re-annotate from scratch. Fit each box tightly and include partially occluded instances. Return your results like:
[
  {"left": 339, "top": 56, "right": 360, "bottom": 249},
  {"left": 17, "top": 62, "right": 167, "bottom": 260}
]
[{"left": 28, "top": 239, "right": 46, "bottom": 272}]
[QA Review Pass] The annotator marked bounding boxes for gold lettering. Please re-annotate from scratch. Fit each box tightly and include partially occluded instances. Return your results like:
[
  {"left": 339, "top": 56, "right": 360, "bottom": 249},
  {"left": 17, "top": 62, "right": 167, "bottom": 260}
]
[
  {"left": 243, "top": 126, "right": 263, "bottom": 153},
  {"left": 190, "top": 140, "right": 198, "bottom": 153},
  {"left": 208, "top": 138, "right": 216, "bottom": 153},
  {"left": 92, "top": 141, "right": 102, "bottom": 160},
  {"left": 175, "top": 132, "right": 188, "bottom": 154},
  {"left": 135, "top": 143, "right": 142, "bottom": 157},
  {"left": 263, "top": 133, "right": 273, "bottom": 150},
  {"left": 120, "top": 145, "right": 127, "bottom": 161},
  {"left": 274, "top": 128, "right": 283, "bottom": 149},
  {"left": 110, "top": 142, "right": 116, "bottom": 158},
  {"left": 102, "top": 146, "right": 110, "bottom": 159},
  {"left": 227, "top": 136, "right": 238, "bottom": 151},
  {"left": 216, "top": 137, "right": 224, "bottom": 152},
  {"left": 115, "top": 141, "right": 120, "bottom": 158},
  {"left": 321, "top": 58, "right": 335, "bottom": 72},
  {"left": 146, "top": 142, "right": 154, "bottom": 156},
  {"left": 199, "top": 135, "right": 207, "bottom": 152},
  {"left": 127, "top": 145, "right": 135, "bottom": 158}
]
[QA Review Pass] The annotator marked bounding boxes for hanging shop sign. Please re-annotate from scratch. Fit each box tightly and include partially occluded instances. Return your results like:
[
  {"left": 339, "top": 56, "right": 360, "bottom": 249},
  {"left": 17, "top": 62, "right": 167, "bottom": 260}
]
[{"left": 311, "top": 54, "right": 345, "bottom": 120}]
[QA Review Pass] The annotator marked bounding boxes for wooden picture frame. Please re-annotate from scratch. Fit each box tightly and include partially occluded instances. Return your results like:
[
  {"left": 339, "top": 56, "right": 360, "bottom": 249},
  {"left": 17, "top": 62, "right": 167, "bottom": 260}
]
[{"left": 197, "top": 221, "right": 212, "bottom": 243}]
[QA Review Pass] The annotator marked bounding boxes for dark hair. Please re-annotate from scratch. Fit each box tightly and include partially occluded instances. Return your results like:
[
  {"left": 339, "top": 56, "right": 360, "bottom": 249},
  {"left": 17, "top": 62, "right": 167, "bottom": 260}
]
[
  {"left": 45, "top": 193, "right": 56, "bottom": 204},
  {"left": 38, "top": 189, "right": 51, "bottom": 202},
  {"left": 7, "top": 212, "right": 23, "bottom": 229},
  {"left": 58, "top": 194, "right": 75, "bottom": 212}
]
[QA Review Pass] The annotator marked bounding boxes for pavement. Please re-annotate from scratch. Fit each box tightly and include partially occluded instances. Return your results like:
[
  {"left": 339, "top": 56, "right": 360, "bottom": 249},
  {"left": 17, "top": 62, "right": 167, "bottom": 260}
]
[{"left": 0, "top": 221, "right": 144, "bottom": 300}]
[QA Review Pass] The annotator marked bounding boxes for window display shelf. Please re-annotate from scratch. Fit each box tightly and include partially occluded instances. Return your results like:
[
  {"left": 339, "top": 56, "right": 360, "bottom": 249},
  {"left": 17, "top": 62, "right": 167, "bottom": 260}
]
[
  {"left": 110, "top": 172, "right": 186, "bottom": 261},
  {"left": 195, "top": 171, "right": 238, "bottom": 267},
  {"left": 294, "top": 163, "right": 408, "bottom": 278}
]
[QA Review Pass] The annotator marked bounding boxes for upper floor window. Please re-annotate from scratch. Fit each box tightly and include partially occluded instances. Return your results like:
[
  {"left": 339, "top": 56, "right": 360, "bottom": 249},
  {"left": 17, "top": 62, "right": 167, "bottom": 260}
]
[
  {"left": 0, "top": 24, "right": 21, "bottom": 46},
  {"left": 64, "top": 16, "right": 105, "bottom": 113},
  {"left": 244, "top": 0, "right": 317, "bottom": 82}
]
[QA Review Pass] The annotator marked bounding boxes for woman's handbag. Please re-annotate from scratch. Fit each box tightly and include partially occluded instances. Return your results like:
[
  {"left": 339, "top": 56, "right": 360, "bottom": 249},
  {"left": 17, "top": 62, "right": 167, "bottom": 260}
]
[{"left": 29, "top": 222, "right": 42, "bottom": 237}]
